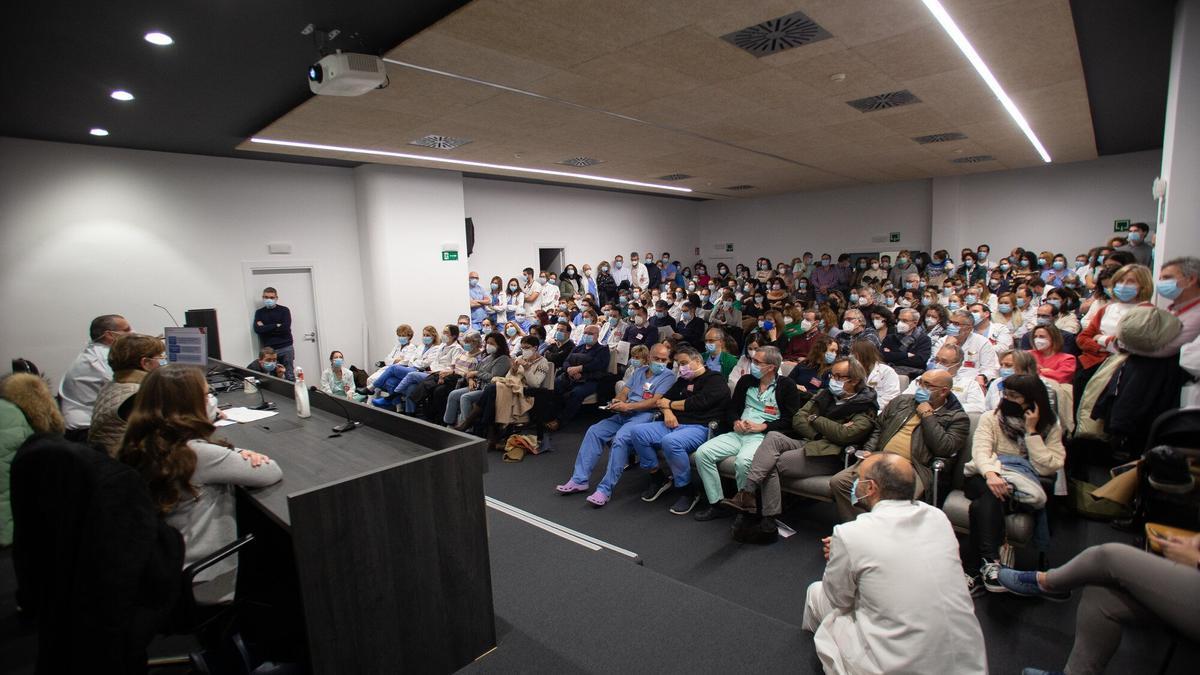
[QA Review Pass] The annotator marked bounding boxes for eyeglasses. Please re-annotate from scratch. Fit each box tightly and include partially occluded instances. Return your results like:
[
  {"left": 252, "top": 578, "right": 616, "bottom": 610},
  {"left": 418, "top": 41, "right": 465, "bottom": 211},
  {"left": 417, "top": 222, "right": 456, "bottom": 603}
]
[
  {"left": 830, "top": 372, "right": 852, "bottom": 382},
  {"left": 917, "top": 379, "right": 949, "bottom": 389}
]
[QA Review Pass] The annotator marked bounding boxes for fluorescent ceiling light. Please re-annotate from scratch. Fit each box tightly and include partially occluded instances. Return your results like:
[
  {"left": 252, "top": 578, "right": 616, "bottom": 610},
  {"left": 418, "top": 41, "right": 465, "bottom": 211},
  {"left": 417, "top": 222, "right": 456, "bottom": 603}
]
[
  {"left": 144, "top": 31, "right": 174, "bottom": 46},
  {"left": 110, "top": 90, "right": 134, "bottom": 101},
  {"left": 90, "top": 128, "right": 109, "bottom": 136},
  {"left": 250, "top": 137, "right": 694, "bottom": 193},
  {"left": 919, "top": 0, "right": 1051, "bottom": 163}
]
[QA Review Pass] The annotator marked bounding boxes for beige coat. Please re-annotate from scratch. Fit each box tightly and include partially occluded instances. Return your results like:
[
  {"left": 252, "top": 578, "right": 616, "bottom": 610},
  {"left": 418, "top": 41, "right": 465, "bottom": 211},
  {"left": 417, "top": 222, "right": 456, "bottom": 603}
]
[{"left": 965, "top": 409, "right": 1065, "bottom": 478}]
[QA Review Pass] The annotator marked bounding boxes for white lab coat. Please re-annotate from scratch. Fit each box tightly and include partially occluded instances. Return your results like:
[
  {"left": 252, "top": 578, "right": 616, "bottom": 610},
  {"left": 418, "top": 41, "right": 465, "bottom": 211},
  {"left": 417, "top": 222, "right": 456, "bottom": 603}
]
[
  {"left": 598, "top": 319, "right": 627, "bottom": 347},
  {"left": 539, "top": 282, "right": 561, "bottom": 311},
  {"left": 366, "top": 340, "right": 424, "bottom": 386},
  {"left": 629, "top": 262, "right": 650, "bottom": 289},
  {"left": 903, "top": 371, "right": 987, "bottom": 414},
  {"left": 974, "top": 321, "right": 1014, "bottom": 352},
  {"left": 502, "top": 291, "right": 525, "bottom": 322},
  {"left": 1181, "top": 332, "right": 1200, "bottom": 408},
  {"left": 60, "top": 341, "right": 113, "bottom": 430},
  {"left": 865, "top": 362, "right": 901, "bottom": 411},
  {"left": 522, "top": 281, "right": 543, "bottom": 316},
  {"left": 933, "top": 331, "right": 999, "bottom": 381},
  {"left": 803, "top": 500, "right": 987, "bottom": 675}
]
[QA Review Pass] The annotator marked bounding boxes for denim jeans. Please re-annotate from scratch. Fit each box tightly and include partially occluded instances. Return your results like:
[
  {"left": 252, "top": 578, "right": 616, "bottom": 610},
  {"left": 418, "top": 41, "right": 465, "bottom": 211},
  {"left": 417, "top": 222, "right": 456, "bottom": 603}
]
[{"left": 625, "top": 421, "right": 709, "bottom": 488}]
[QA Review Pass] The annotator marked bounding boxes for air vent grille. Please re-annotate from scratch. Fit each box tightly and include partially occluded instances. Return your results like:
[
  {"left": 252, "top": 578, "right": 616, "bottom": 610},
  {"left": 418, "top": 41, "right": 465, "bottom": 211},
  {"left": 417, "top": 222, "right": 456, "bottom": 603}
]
[
  {"left": 723, "top": 185, "right": 756, "bottom": 191},
  {"left": 846, "top": 90, "right": 922, "bottom": 113},
  {"left": 913, "top": 132, "right": 967, "bottom": 144},
  {"left": 658, "top": 173, "right": 693, "bottom": 181},
  {"left": 408, "top": 135, "right": 472, "bottom": 150},
  {"left": 557, "top": 157, "right": 602, "bottom": 167},
  {"left": 721, "top": 10, "right": 832, "bottom": 57},
  {"left": 951, "top": 155, "right": 996, "bottom": 164}
]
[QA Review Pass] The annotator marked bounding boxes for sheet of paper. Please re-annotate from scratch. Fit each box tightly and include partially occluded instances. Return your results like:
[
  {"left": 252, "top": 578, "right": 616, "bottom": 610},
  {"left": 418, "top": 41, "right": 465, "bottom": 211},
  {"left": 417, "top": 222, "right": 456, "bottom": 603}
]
[
  {"left": 214, "top": 418, "right": 239, "bottom": 427},
  {"left": 775, "top": 520, "right": 797, "bottom": 539},
  {"left": 221, "top": 407, "right": 279, "bottom": 423}
]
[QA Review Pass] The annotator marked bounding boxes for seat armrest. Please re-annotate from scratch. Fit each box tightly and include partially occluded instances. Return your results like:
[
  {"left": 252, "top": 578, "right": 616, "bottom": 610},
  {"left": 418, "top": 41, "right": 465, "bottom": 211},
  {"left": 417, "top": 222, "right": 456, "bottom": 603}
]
[
  {"left": 183, "top": 533, "right": 256, "bottom": 585},
  {"left": 707, "top": 420, "right": 718, "bottom": 440},
  {"left": 931, "top": 459, "right": 946, "bottom": 506},
  {"left": 374, "top": 360, "right": 386, "bottom": 368}
]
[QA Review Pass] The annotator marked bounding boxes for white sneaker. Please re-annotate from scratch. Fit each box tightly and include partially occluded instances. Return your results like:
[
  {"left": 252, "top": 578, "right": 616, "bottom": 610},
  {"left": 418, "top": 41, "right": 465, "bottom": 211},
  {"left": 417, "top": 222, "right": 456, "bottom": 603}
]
[{"left": 981, "top": 561, "right": 1005, "bottom": 593}]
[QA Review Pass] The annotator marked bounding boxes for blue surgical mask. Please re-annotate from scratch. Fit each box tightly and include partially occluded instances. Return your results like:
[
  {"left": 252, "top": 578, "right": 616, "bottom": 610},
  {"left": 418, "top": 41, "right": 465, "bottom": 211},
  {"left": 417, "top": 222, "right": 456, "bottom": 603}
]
[
  {"left": 947, "top": 302, "right": 960, "bottom": 312},
  {"left": 945, "top": 324, "right": 960, "bottom": 336},
  {"left": 828, "top": 378, "right": 845, "bottom": 396},
  {"left": 705, "top": 342, "right": 717, "bottom": 353},
  {"left": 469, "top": 278, "right": 479, "bottom": 287},
  {"left": 849, "top": 477, "right": 864, "bottom": 506},
  {"left": 999, "top": 367, "right": 1015, "bottom": 379},
  {"left": 649, "top": 361, "right": 666, "bottom": 375},
  {"left": 749, "top": 363, "right": 763, "bottom": 379},
  {"left": 628, "top": 358, "right": 643, "bottom": 369},
  {"left": 506, "top": 327, "right": 517, "bottom": 337},
  {"left": 680, "top": 312, "right": 691, "bottom": 321},
  {"left": 1052, "top": 261, "right": 1065, "bottom": 271},
  {"left": 332, "top": 358, "right": 344, "bottom": 368},
  {"left": 580, "top": 334, "right": 595, "bottom": 345},
  {"left": 1016, "top": 298, "right": 1027, "bottom": 308},
  {"left": 824, "top": 351, "right": 836, "bottom": 365},
  {"left": 263, "top": 298, "right": 277, "bottom": 309},
  {"left": 1037, "top": 258, "right": 1047, "bottom": 267},
  {"left": 971, "top": 312, "right": 983, "bottom": 325},
  {"left": 398, "top": 336, "right": 410, "bottom": 346},
  {"left": 423, "top": 336, "right": 434, "bottom": 345},
  {"left": 1047, "top": 299, "right": 1062, "bottom": 310},
  {"left": 262, "top": 361, "right": 277, "bottom": 371},
  {"left": 914, "top": 386, "right": 931, "bottom": 403},
  {"left": 1156, "top": 278, "right": 1183, "bottom": 300},
  {"left": 459, "top": 323, "right": 469, "bottom": 332},
  {"left": 760, "top": 320, "right": 774, "bottom": 331},
  {"left": 158, "top": 357, "right": 170, "bottom": 367},
  {"left": 1113, "top": 283, "right": 1138, "bottom": 302},
  {"left": 490, "top": 282, "right": 499, "bottom": 291},
  {"left": 1128, "top": 232, "right": 1142, "bottom": 244},
  {"left": 998, "top": 303, "right": 1012, "bottom": 314}
]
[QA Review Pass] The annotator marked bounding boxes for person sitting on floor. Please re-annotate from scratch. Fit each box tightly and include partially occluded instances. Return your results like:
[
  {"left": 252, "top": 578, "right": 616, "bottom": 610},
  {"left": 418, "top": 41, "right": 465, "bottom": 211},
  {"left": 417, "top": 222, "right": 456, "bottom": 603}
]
[
  {"left": 692, "top": 346, "right": 803, "bottom": 521},
  {"left": 962, "top": 373, "right": 1064, "bottom": 595},
  {"left": 722, "top": 357, "right": 877, "bottom": 524},
  {"left": 624, "top": 346, "right": 730, "bottom": 515},
  {"left": 803, "top": 453, "right": 987, "bottom": 675},
  {"left": 829, "top": 367, "right": 970, "bottom": 523},
  {"left": 554, "top": 344, "right": 676, "bottom": 507}
]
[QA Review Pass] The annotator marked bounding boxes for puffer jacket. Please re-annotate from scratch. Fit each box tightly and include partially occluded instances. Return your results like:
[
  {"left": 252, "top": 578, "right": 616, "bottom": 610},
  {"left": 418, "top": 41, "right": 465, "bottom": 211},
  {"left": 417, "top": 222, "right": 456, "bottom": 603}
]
[
  {"left": 862, "top": 393, "right": 970, "bottom": 499},
  {"left": 790, "top": 387, "right": 878, "bottom": 457}
]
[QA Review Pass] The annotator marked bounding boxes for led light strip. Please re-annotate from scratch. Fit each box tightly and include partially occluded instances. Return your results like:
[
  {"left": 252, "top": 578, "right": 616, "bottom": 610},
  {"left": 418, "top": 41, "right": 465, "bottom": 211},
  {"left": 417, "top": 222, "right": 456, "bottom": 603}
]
[
  {"left": 920, "top": 0, "right": 1052, "bottom": 163},
  {"left": 249, "top": 137, "right": 693, "bottom": 193}
]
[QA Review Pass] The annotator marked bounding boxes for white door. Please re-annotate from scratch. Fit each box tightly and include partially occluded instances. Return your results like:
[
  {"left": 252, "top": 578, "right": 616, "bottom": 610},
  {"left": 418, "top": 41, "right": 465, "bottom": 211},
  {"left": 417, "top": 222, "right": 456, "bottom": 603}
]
[{"left": 248, "top": 267, "right": 321, "bottom": 382}]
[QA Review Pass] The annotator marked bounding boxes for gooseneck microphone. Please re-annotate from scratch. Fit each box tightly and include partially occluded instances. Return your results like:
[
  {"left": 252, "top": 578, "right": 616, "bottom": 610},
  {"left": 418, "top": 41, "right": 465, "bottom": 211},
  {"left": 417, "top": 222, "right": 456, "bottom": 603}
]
[
  {"left": 236, "top": 373, "right": 275, "bottom": 411},
  {"left": 153, "top": 303, "right": 180, "bottom": 327},
  {"left": 309, "top": 386, "right": 361, "bottom": 434}
]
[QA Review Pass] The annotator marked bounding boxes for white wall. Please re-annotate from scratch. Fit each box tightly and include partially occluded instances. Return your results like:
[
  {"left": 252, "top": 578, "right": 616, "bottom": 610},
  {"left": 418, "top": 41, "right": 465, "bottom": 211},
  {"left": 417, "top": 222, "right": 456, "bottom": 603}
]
[
  {"left": 462, "top": 177, "right": 700, "bottom": 280},
  {"left": 932, "top": 150, "right": 1162, "bottom": 257},
  {"left": 1156, "top": 0, "right": 1200, "bottom": 282},
  {"left": 695, "top": 180, "right": 933, "bottom": 265},
  {"left": 355, "top": 164, "right": 469, "bottom": 361},
  {"left": 0, "top": 137, "right": 366, "bottom": 382}
]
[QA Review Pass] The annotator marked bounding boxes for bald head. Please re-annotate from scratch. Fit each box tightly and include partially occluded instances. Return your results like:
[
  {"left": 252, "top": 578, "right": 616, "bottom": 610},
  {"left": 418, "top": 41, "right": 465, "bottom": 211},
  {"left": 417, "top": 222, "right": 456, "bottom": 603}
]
[
  {"left": 922, "top": 369, "right": 952, "bottom": 389},
  {"left": 861, "top": 453, "right": 916, "bottom": 502}
]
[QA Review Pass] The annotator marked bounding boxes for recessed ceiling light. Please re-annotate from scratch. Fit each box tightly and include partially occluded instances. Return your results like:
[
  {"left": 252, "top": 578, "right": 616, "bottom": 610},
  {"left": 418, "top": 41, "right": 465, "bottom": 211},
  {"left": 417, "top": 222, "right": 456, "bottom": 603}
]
[
  {"left": 919, "top": 0, "right": 1051, "bottom": 163},
  {"left": 90, "top": 128, "right": 109, "bottom": 137},
  {"left": 250, "top": 137, "right": 693, "bottom": 193},
  {"left": 144, "top": 31, "right": 174, "bottom": 46},
  {"left": 110, "top": 90, "right": 134, "bottom": 101},
  {"left": 830, "top": 73, "right": 846, "bottom": 82}
]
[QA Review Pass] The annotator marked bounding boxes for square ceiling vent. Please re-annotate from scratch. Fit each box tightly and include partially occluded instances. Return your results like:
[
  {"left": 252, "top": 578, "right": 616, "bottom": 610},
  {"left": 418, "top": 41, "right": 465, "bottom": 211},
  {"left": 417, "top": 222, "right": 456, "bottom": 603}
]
[
  {"left": 846, "top": 90, "right": 922, "bottom": 113},
  {"left": 558, "top": 157, "right": 602, "bottom": 167},
  {"left": 721, "top": 10, "right": 832, "bottom": 57},
  {"left": 658, "top": 173, "right": 693, "bottom": 181},
  {"left": 951, "top": 155, "right": 996, "bottom": 164},
  {"left": 408, "top": 135, "right": 472, "bottom": 150},
  {"left": 913, "top": 132, "right": 967, "bottom": 144}
]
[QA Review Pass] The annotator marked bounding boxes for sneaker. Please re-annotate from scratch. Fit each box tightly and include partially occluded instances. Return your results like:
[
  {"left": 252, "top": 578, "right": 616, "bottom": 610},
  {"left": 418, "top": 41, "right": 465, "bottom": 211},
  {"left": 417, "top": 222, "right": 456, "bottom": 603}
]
[
  {"left": 640, "top": 471, "right": 672, "bottom": 502},
  {"left": 555, "top": 480, "right": 589, "bottom": 495},
  {"left": 999, "top": 568, "right": 1071, "bottom": 601},
  {"left": 371, "top": 397, "right": 391, "bottom": 408},
  {"left": 693, "top": 502, "right": 735, "bottom": 521},
  {"left": 981, "top": 561, "right": 1005, "bottom": 593},
  {"left": 669, "top": 488, "right": 699, "bottom": 515},
  {"left": 585, "top": 491, "right": 609, "bottom": 508},
  {"left": 965, "top": 573, "right": 986, "bottom": 598}
]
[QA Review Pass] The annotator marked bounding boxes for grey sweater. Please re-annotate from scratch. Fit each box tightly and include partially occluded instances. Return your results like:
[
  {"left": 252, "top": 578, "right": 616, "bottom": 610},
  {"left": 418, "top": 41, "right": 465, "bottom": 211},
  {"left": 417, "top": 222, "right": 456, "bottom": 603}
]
[{"left": 166, "top": 440, "right": 282, "bottom": 603}]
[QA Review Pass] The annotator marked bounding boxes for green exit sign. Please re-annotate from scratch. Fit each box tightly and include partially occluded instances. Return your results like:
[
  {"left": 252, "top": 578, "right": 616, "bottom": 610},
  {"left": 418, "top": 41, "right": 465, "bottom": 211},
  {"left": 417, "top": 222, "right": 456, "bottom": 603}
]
[
  {"left": 889, "top": 232, "right": 901, "bottom": 243},
  {"left": 1113, "top": 219, "right": 1130, "bottom": 233},
  {"left": 441, "top": 250, "right": 459, "bottom": 261}
]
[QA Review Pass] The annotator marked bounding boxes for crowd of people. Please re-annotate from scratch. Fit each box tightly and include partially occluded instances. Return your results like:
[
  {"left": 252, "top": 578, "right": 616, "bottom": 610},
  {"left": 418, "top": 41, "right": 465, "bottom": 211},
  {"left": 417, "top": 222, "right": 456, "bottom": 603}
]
[{"left": 2, "top": 222, "right": 1197, "bottom": 674}]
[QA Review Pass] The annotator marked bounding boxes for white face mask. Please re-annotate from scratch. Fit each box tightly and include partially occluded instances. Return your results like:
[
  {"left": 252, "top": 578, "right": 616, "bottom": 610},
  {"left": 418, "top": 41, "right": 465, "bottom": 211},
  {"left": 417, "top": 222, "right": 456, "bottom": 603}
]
[
  {"left": 925, "top": 316, "right": 938, "bottom": 327},
  {"left": 523, "top": 347, "right": 537, "bottom": 358},
  {"left": 872, "top": 318, "right": 885, "bottom": 330},
  {"left": 896, "top": 320, "right": 912, "bottom": 333},
  {"left": 800, "top": 319, "right": 814, "bottom": 332},
  {"left": 842, "top": 320, "right": 857, "bottom": 332},
  {"left": 485, "top": 344, "right": 497, "bottom": 354},
  {"left": 1033, "top": 336, "right": 1051, "bottom": 351}
]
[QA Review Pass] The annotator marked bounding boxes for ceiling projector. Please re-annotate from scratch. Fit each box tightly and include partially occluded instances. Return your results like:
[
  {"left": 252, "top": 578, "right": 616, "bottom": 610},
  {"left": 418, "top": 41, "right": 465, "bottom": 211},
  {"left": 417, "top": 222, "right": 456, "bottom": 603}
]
[{"left": 308, "top": 52, "right": 386, "bottom": 96}]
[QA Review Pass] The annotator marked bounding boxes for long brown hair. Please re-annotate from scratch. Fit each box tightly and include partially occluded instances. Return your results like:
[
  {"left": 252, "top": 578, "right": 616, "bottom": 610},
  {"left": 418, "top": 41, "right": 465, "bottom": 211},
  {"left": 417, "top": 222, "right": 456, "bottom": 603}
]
[{"left": 118, "top": 365, "right": 218, "bottom": 514}]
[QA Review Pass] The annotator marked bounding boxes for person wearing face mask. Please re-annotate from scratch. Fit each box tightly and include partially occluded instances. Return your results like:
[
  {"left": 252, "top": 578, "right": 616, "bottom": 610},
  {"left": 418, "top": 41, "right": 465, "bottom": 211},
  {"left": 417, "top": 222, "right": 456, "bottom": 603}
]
[
  {"left": 765, "top": 277, "right": 789, "bottom": 308},
  {"left": 692, "top": 346, "right": 804, "bottom": 521},
  {"left": 407, "top": 331, "right": 482, "bottom": 421},
  {"left": 536, "top": 269, "right": 560, "bottom": 313},
  {"left": 643, "top": 252, "right": 661, "bottom": 289},
  {"left": 448, "top": 334, "right": 511, "bottom": 429},
  {"left": 961, "top": 374, "right": 1064, "bottom": 594},
  {"left": 924, "top": 250, "right": 952, "bottom": 288},
  {"left": 501, "top": 277, "right": 525, "bottom": 326},
  {"left": 625, "top": 252, "right": 649, "bottom": 290},
  {"left": 834, "top": 308, "right": 881, "bottom": 356},
  {"left": 468, "top": 272, "right": 488, "bottom": 329},
  {"left": 1077, "top": 263, "right": 1154, "bottom": 373},
  {"left": 859, "top": 258, "right": 887, "bottom": 285},
  {"left": 708, "top": 288, "right": 742, "bottom": 329},
  {"left": 881, "top": 308, "right": 933, "bottom": 380},
  {"left": 933, "top": 310, "right": 999, "bottom": 386},
  {"left": 1028, "top": 325, "right": 1077, "bottom": 384},
  {"left": 320, "top": 350, "right": 364, "bottom": 402},
  {"left": 519, "top": 267, "right": 543, "bottom": 324},
  {"left": 549, "top": 324, "right": 611, "bottom": 429},
  {"left": 852, "top": 338, "right": 900, "bottom": 411},
  {"left": 811, "top": 254, "right": 838, "bottom": 303},
  {"left": 701, "top": 327, "right": 739, "bottom": 378},
  {"left": 967, "top": 302, "right": 1014, "bottom": 353},
  {"left": 983, "top": 350, "right": 1064, "bottom": 418},
  {"left": 59, "top": 314, "right": 135, "bottom": 440},
  {"left": 364, "top": 325, "right": 418, "bottom": 390},
  {"left": 253, "top": 287, "right": 295, "bottom": 380},
  {"left": 901, "top": 343, "right": 987, "bottom": 413},
  {"left": 754, "top": 257, "right": 773, "bottom": 284},
  {"left": 662, "top": 253, "right": 679, "bottom": 281},
  {"left": 672, "top": 301, "right": 707, "bottom": 351},
  {"left": 1138, "top": 258, "right": 1200, "bottom": 369},
  {"left": 465, "top": 336, "right": 553, "bottom": 440},
  {"left": 88, "top": 334, "right": 168, "bottom": 456},
  {"left": 1116, "top": 222, "right": 1153, "bottom": 267},
  {"left": 648, "top": 299, "right": 678, "bottom": 336},
  {"left": 246, "top": 346, "right": 287, "bottom": 379},
  {"left": 557, "top": 265, "right": 579, "bottom": 298},
  {"left": 482, "top": 275, "right": 504, "bottom": 326},
  {"left": 801, "top": 452, "right": 987, "bottom": 675},
  {"left": 391, "top": 325, "right": 464, "bottom": 414},
  {"left": 556, "top": 344, "right": 677, "bottom": 507},
  {"left": 1038, "top": 253, "right": 1069, "bottom": 289},
  {"left": 957, "top": 252, "right": 987, "bottom": 285},
  {"left": 667, "top": 287, "right": 688, "bottom": 322},
  {"left": 371, "top": 326, "right": 442, "bottom": 407},
  {"left": 621, "top": 346, "right": 729, "bottom": 515},
  {"left": 782, "top": 309, "right": 823, "bottom": 366},
  {"left": 723, "top": 357, "right": 877, "bottom": 521},
  {"left": 1019, "top": 301, "right": 1079, "bottom": 355},
  {"left": 887, "top": 250, "right": 918, "bottom": 288},
  {"left": 621, "top": 305, "right": 658, "bottom": 350},
  {"left": 787, "top": 335, "right": 838, "bottom": 395},
  {"left": 831, "top": 368, "right": 970, "bottom": 524},
  {"left": 867, "top": 307, "right": 894, "bottom": 343},
  {"left": 593, "top": 260, "right": 615, "bottom": 305},
  {"left": 542, "top": 320, "right": 576, "bottom": 371}
]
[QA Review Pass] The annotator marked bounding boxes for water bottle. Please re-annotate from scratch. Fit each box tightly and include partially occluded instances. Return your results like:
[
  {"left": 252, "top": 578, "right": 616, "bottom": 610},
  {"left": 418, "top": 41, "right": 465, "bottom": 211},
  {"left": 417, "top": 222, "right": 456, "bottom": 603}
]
[{"left": 294, "top": 367, "right": 311, "bottom": 418}]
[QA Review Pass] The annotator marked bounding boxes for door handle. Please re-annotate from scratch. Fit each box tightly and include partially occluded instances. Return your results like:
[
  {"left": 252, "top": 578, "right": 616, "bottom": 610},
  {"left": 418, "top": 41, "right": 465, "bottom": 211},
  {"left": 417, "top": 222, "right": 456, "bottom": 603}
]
[{"left": 303, "top": 331, "right": 317, "bottom": 342}]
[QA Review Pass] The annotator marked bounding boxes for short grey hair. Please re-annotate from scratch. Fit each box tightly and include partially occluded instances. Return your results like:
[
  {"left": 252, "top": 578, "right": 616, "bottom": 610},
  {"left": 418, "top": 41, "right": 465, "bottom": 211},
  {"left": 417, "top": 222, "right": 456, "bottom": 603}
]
[
  {"left": 833, "top": 356, "right": 868, "bottom": 385},
  {"left": 898, "top": 308, "right": 920, "bottom": 323},
  {"left": 950, "top": 309, "right": 973, "bottom": 323},
  {"left": 756, "top": 345, "right": 782, "bottom": 368},
  {"left": 1164, "top": 256, "right": 1200, "bottom": 281},
  {"left": 89, "top": 314, "right": 125, "bottom": 341},
  {"left": 938, "top": 341, "right": 964, "bottom": 365}
]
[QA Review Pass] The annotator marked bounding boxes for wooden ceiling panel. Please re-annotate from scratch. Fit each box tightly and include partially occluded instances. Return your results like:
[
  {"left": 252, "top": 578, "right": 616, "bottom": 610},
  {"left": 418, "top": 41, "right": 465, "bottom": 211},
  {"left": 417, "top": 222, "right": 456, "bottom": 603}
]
[{"left": 246, "top": 0, "right": 1098, "bottom": 198}]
